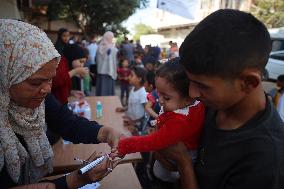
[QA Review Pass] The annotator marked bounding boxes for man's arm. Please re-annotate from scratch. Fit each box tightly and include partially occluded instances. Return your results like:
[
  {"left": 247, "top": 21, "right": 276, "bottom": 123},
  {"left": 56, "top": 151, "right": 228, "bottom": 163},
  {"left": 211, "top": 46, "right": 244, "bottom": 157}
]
[
  {"left": 45, "top": 94, "right": 123, "bottom": 147},
  {"left": 158, "top": 142, "right": 199, "bottom": 189}
]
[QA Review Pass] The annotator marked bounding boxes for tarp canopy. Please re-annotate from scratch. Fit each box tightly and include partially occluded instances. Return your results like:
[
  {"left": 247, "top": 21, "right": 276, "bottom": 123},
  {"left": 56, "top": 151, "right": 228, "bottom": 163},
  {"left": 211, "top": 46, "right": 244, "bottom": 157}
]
[{"left": 157, "top": 0, "right": 197, "bottom": 19}]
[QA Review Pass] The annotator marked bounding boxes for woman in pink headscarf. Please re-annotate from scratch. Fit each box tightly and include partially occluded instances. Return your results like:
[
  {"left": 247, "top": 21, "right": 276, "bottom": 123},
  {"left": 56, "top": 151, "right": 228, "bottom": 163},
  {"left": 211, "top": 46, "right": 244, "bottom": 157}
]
[{"left": 95, "top": 31, "right": 118, "bottom": 96}]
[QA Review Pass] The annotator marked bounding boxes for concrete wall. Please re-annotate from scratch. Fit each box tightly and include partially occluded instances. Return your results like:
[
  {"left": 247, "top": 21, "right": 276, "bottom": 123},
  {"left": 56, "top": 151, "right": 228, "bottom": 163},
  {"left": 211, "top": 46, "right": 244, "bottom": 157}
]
[
  {"left": 0, "top": 0, "right": 21, "bottom": 20},
  {"left": 157, "top": 23, "right": 197, "bottom": 47}
]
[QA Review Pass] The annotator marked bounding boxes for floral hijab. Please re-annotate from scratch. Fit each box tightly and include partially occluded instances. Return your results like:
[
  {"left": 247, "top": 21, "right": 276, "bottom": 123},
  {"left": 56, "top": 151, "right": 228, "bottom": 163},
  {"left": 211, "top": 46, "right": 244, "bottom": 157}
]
[{"left": 0, "top": 19, "right": 60, "bottom": 184}]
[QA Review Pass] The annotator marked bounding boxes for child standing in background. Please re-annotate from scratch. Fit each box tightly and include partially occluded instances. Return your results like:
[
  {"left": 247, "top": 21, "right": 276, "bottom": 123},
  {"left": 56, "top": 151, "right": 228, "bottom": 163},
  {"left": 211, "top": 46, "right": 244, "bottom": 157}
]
[
  {"left": 117, "top": 59, "right": 131, "bottom": 106},
  {"left": 269, "top": 74, "right": 284, "bottom": 121},
  {"left": 144, "top": 71, "right": 160, "bottom": 127},
  {"left": 111, "top": 59, "right": 205, "bottom": 182},
  {"left": 116, "top": 66, "right": 148, "bottom": 133},
  {"left": 268, "top": 74, "right": 284, "bottom": 107},
  {"left": 134, "top": 53, "right": 144, "bottom": 68}
]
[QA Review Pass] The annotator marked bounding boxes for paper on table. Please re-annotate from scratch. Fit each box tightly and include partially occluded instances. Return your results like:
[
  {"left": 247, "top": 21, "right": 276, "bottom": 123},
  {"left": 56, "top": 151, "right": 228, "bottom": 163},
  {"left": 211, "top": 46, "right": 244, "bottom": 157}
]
[{"left": 78, "top": 182, "right": 100, "bottom": 189}]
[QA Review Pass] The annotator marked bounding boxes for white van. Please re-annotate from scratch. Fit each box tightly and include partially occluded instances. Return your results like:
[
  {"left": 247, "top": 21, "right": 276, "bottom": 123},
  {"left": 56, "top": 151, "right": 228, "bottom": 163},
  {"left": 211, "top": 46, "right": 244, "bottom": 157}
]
[
  {"left": 263, "top": 28, "right": 284, "bottom": 80},
  {"left": 269, "top": 27, "right": 284, "bottom": 52}
]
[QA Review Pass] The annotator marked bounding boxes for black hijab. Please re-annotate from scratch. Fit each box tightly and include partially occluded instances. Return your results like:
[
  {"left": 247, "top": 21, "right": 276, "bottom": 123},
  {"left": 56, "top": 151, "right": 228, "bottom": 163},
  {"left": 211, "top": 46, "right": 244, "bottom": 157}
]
[{"left": 55, "top": 28, "right": 68, "bottom": 55}]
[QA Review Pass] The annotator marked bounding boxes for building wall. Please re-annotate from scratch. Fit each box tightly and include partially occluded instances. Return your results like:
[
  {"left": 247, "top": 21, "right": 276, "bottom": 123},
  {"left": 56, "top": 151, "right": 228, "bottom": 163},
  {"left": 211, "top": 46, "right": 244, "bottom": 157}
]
[
  {"left": 157, "top": 0, "right": 252, "bottom": 47},
  {"left": 29, "top": 16, "right": 82, "bottom": 42},
  {"left": 157, "top": 23, "right": 197, "bottom": 47},
  {"left": 0, "top": 0, "right": 21, "bottom": 20},
  {"left": 197, "top": 0, "right": 251, "bottom": 21}
]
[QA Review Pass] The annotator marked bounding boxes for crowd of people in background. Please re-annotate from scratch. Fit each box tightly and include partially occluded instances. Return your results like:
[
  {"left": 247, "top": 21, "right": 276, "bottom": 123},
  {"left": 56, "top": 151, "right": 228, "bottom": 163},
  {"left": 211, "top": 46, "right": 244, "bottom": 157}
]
[
  {"left": 50, "top": 26, "right": 185, "bottom": 188},
  {"left": 52, "top": 27, "right": 179, "bottom": 101},
  {"left": 50, "top": 24, "right": 284, "bottom": 189},
  {"left": 2, "top": 9, "right": 284, "bottom": 189}
]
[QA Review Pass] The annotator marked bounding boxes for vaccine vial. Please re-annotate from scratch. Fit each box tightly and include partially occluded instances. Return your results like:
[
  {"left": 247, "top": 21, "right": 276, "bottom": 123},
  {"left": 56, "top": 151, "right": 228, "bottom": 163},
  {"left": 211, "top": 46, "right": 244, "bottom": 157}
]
[{"left": 96, "top": 101, "right": 103, "bottom": 118}]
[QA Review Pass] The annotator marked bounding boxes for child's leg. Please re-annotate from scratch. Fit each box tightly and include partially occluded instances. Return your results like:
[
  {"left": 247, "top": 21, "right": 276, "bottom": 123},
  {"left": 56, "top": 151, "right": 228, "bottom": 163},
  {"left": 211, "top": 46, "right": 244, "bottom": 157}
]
[
  {"left": 126, "top": 84, "right": 130, "bottom": 99},
  {"left": 153, "top": 150, "right": 197, "bottom": 183},
  {"left": 153, "top": 160, "right": 180, "bottom": 182},
  {"left": 120, "top": 83, "right": 125, "bottom": 104}
]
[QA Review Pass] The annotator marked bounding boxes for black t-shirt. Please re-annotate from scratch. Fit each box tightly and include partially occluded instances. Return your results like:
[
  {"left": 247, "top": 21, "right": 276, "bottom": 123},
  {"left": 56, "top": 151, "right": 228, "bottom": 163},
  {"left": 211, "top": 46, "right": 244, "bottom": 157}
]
[{"left": 195, "top": 98, "right": 284, "bottom": 189}]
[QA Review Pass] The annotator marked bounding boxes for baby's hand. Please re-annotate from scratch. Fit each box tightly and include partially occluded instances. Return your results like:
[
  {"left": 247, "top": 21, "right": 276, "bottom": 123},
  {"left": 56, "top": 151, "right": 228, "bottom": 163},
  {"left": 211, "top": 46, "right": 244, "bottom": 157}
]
[{"left": 109, "top": 148, "right": 124, "bottom": 159}]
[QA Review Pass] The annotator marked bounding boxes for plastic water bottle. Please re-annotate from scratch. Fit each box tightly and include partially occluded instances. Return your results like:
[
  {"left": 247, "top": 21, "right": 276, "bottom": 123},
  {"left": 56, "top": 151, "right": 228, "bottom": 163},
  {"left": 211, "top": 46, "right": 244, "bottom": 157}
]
[
  {"left": 83, "top": 103, "right": 91, "bottom": 120},
  {"left": 96, "top": 101, "right": 103, "bottom": 118}
]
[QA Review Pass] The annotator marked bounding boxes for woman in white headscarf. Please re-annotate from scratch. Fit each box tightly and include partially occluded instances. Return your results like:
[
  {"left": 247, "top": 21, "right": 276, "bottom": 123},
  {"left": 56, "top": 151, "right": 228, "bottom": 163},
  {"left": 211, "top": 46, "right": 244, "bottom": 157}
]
[
  {"left": 95, "top": 31, "right": 118, "bottom": 96},
  {"left": 0, "top": 19, "right": 121, "bottom": 188}
]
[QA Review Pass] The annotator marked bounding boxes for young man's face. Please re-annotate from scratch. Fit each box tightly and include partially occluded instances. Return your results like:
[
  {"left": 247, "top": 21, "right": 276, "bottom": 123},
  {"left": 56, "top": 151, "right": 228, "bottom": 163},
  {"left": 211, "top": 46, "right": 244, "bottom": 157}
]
[{"left": 186, "top": 72, "right": 245, "bottom": 110}]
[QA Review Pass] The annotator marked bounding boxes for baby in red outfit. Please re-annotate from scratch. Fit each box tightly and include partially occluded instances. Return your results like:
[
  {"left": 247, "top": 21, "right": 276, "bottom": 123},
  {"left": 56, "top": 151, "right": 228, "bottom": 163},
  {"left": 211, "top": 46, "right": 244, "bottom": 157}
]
[{"left": 111, "top": 58, "right": 205, "bottom": 182}]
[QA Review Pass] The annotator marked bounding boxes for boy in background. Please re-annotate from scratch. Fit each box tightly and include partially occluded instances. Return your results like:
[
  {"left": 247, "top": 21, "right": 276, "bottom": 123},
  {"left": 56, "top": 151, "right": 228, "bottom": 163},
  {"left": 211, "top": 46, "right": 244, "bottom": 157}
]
[{"left": 117, "top": 59, "right": 131, "bottom": 106}]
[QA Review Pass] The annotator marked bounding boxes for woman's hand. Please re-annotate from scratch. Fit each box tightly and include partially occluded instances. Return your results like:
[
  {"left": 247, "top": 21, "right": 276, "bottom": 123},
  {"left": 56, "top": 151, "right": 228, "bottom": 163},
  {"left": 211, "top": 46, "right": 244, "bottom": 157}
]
[
  {"left": 10, "top": 183, "right": 55, "bottom": 189},
  {"left": 74, "top": 67, "right": 89, "bottom": 78},
  {"left": 66, "top": 152, "right": 120, "bottom": 189},
  {"left": 106, "top": 129, "right": 126, "bottom": 149},
  {"left": 109, "top": 148, "right": 120, "bottom": 159},
  {"left": 70, "top": 90, "right": 85, "bottom": 100},
  {"left": 97, "top": 126, "right": 126, "bottom": 148}
]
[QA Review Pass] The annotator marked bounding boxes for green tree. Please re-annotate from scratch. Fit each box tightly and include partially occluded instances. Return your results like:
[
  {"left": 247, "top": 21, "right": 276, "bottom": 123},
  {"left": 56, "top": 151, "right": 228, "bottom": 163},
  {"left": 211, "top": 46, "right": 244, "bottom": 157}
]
[
  {"left": 251, "top": 0, "right": 284, "bottom": 28},
  {"left": 133, "top": 23, "right": 156, "bottom": 41},
  {"left": 47, "top": 0, "right": 148, "bottom": 35}
]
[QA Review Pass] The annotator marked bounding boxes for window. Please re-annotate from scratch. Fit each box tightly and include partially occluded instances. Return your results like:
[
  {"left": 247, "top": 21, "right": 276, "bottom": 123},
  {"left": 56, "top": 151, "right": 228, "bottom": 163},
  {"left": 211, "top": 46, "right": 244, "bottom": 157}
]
[{"left": 270, "top": 52, "right": 284, "bottom": 61}]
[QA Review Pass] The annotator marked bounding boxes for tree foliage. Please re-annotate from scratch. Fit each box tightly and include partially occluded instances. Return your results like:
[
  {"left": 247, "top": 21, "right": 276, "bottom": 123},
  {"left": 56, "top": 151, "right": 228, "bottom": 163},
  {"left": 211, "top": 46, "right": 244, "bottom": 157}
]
[
  {"left": 251, "top": 0, "right": 284, "bottom": 28},
  {"left": 133, "top": 23, "right": 156, "bottom": 41},
  {"left": 47, "top": 0, "right": 148, "bottom": 35}
]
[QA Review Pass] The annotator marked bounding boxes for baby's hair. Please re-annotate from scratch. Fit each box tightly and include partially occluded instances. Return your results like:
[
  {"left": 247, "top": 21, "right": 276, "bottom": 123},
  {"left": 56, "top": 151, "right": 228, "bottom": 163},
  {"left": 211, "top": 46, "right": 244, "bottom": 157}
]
[
  {"left": 131, "top": 66, "right": 147, "bottom": 85},
  {"left": 277, "top": 75, "right": 284, "bottom": 89},
  {"left": 156, "top": 57, "right": 189, "bottom": 97},
  {"left": 145, "top": 71, "right": 156, "bottom": 89},
  {"left": 277, "top": 75, "right": 284, "bottom": 82}
]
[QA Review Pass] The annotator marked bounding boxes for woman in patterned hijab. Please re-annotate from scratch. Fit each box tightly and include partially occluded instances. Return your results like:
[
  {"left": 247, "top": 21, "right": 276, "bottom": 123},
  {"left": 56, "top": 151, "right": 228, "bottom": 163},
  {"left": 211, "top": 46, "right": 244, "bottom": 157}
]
[
  {"left": 1, "top": 19, "right": 119, "bottom": 189},
  {"left": 0, "top": 19, "right": 60, "bottom": 184}
]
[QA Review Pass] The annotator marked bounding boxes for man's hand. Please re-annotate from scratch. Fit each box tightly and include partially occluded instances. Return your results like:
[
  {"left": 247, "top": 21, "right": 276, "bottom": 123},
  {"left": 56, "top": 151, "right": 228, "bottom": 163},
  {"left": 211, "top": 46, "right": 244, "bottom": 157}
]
[
  {"left": 158, "top": 142, "right": 199, "bottom": 189},
  {"left": 158, "top": 142, "right": 189, "bottom": 162}
]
